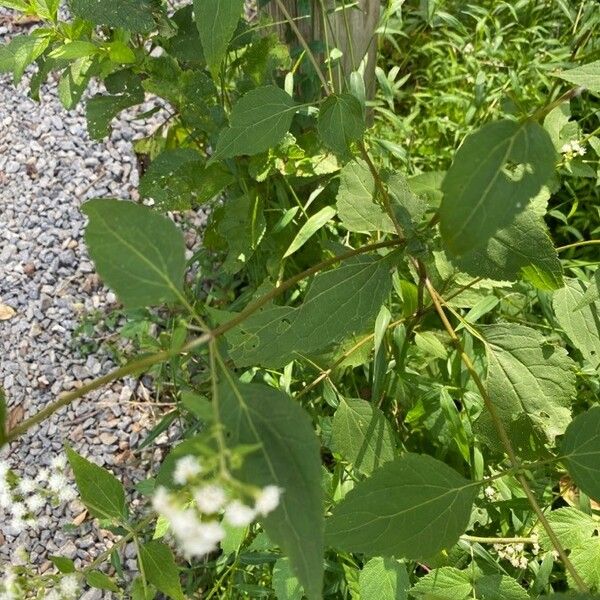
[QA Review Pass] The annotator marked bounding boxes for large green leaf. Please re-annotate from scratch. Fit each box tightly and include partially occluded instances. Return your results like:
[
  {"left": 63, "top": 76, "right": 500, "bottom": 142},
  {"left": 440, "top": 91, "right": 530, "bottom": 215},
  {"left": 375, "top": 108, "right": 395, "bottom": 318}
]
[
  {"left": 213, "top": 86, "right": 298, "bottom": 160},
  {"left": 272, "top": 557, "right": 304, "bottom": 600},
  {"left": 139, "top": 541, "right": 185, "bottom": 600},
  {"left": 318, "top": 94, "right": 365, "bottom": 157},
  {"left": 478, "top": 324, "right": 575, "bottom": 447},
  {"left": 0, "top": 33, "right": 50, "bottom": 83},
  {"left": 409, "top": 567, "right": 472, "bottom": 600},
  {"left": 561, "top": 407, "right": 600, "bottom": 501},
  {"left": 336, "top": 160, "right": 395, "bottom": 233},
  {"left": 454, "top": 205, "right": 563, "bottom": 290},
  {"left": 66, "top": 447, "right": 128, "bottom": 522},
  {"left": 440, "top": 119, "right": 556, "bottom": 256},
  {"left": 219, "top": 375, "right": 324, "bottom": 600},
  {"left": 330, "top": 398, "right": 396, "bottom": 475},
  {"left": 555, "top": 60, "right": 600, "bottom": 95},
  {"left": 360, "top": 557, "right": 409, "bottom": 600},
  {"left": 71, "top": 0, "right": 155, "bottom": 32},
  {"left": 227, "top": 253, "right": 396, "bottom": 368},
  {"left": 193, "top": 0, "right": 244, "bottom": 75},
  {"left": 553, "top": 278, "right": 600, "bottom": 369},
  {"left": 326, "top": 453, "right": 478, "bottom": 559},
  {"left": 83, "top": 199, "right": 186, "bottom": 308}
]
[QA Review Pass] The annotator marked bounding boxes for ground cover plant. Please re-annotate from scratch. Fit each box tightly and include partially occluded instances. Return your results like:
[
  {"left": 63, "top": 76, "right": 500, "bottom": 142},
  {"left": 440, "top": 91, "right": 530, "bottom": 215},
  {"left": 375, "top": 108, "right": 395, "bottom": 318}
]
[{"left": 1, "top": 0, "right": 600, "bottom": 598}]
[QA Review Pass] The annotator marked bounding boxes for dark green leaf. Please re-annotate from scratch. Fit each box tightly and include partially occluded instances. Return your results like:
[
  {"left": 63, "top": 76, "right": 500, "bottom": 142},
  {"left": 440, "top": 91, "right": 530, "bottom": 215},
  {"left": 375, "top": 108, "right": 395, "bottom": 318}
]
[
  {"left": 219, "top": 374, "right": 324, "bottom": 600},
  {"left": 326, "top": 454, "right": 478, "bottom": 559},
  {"left": 194, "top": 0, "right": 244, "bottom": 75},
  {"left": 66, "top": 447, "right": 128, "bottom": 521},
  {"left": 272, "top": 557, "right": 304, "bottom": 600},
  {"left": 555, "top": 60, "right": 600, "bottom": 95},
  {"left": 409, "top": 567, "right": 471, "bottom": 599},
  {"left": 139, "top": 541, "right": 184, "bottom": 600},
  {"left": 83, "top": 199, "right": 186, "bottom": 308},
  {"left": 213, "top": 86, "right": 298, "bottom": 160},
  {"left": 330, "top": 398, "right": 396, "bottom": 475},
  {"left": 561, "top": 407, "right": 600, "bottom": 501},
  {"left": 318, "top": 93, "right": 365, "bottom": 157},
  {"left": 49, "top": 555, "right": 75, "bottom": 574},
  {"left": 360, "top": 557, "right": 409, "bottom": 600},
  {"left": 86, "top": 570, "right": 119, "bottom": 592},
  {"left": 71, "top": 0, "right": 155, "bottom": 32},
  {"left": 440, "top": 119, "right": 556, "bottom": 256}
]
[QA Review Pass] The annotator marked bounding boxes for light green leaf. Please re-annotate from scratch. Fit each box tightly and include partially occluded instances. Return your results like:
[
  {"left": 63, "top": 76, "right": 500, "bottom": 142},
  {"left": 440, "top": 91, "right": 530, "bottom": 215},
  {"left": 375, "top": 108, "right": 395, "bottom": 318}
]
[
  {"left": 561, "top": 406, "right": 600, "bottom": 501},
  {"left": 360, "top": 557, "right": 409, "bottom": 600},
  {"left": 66, "top": 447, "right": 128, "bottom": 521},
  {"left": 49, "top": 41, "right": 97, "bottom": 60},
  {"left": 31, "top": 0, "right": 60, "bottom": 21},
  {"left": 553, "top": 278, "right": 600, "bottom": 369},
  {"left": 474, "top": 575, "right": 529, "bottom": 600},
  {"left": 283, "top": 206, "right": 336, "bottom": 258},
  {"left": 0, "top": 1, "right": 29, "bottom": 10},
  {"left": 139, "top": 541, "right": 184, "bottom": 600},
  {"left": 555, "top": 60, "right": 600, "bottom": 94},
  {"left": 48, "top": 555, "right": 75, "bottom": 574},
  {"left": 0, "top": 34, "right": 50, "bottom": 83},
  {"left": 58, "top": 56, "right": 95, "bottom": 110},
  {"left": 71, "top": 0, "right": 155, "bottom": 32},
  {"left": 454, "top": 206, "right": 563, "bottom": 290},
  {"left": 194, "top": 0, "right": 244, "bottom": 75},
  {"left": 272, "top": 557, "right": 304, "bottom": 600},
  {"left": 318, "top": 93, "right": 365, "bottom": 157},
  {"left": 410, "top": 567, "right": 472, "bottom": 599},
  {"left": 336, "top": 160, "right": 395, "bottom": 233},
  {"left": 440, "top": 119, "right": 556, "bottom": 256},
  {"left": 86, "top": 571, "right": 119, "bottom": 593},
  {"left": 227, "top": 253, "right": 396, "bottom": 368},
  {"left": 331, "top": 398, "right": 396, "bottom": 475},
  {"left": 218, "top": 375, "right": 324, "bottom": 600},
  {"left": 107, "top": 41, "right": 136, "bottom": 64},
  {"left": 478, "top": 323, "right": 575, "bottom": 446},
  {"left": 83, "top": 199, "right": 186, "bottom": 308},
  {"left": 213, "top": 86, "right": 298, "bottom": 160},
  {"left": 326, "top": 453, "right": 478, "bottom": 559},
  {"left": 414, "top": 331, "right": 447, "bottom": 360}
]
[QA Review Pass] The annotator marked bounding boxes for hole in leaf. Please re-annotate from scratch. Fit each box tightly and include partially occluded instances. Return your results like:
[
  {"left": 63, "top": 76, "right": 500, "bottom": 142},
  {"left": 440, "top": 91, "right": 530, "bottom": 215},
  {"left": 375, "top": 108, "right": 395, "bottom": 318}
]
[{"left": 501, "top": 160, "right": 533, "bottom": 183}]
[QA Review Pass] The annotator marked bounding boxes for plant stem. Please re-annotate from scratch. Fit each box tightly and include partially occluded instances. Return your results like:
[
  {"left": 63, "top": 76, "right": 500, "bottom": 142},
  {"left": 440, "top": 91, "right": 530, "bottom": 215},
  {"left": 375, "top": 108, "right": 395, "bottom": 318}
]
[
  {"left": 423, "top": 275, "right": 588, "bottom": 592},
  {"left": 6, "top": 239, "right": 403, "bottom": 443},
  {"left": 461, "top": 535, "right": 534, "bottom": 545},
  {"left": 557, "top": 239, "right": 600, "bottom": 251}
]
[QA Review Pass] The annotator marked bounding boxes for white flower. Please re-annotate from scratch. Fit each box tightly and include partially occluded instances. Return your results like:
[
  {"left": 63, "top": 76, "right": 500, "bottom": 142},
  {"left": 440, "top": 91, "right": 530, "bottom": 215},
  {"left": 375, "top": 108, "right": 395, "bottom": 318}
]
[
  {"left": 173, "top": 455, "right": 202, "bottom": 485},
  {"left": 463, "top": 42, "right": 474, "bottom": 54},
  {"left": 194, "top": 484, "right": 227, "bottom": 514},
  {"left": 44, "top": 591, "right": 60, "bottom": 600},
  {"left": 224, "top": 501, "right": 256, "bottom": 527},
  {"left": 0, "top": 460, "right": 9, "bottom": 480},
  {"left": 10, "top": 517, "right": 26, "bottom": 534},
  {"left": 51, "top": 455, "right": 67, "bottom": 470},
  {"left": 18, "top": 478, "right": 36, "bottom": 494},
  {"left": 0, "top": 490, "right": 11, "bottom": 508},
  {"left": 518, "top": 556, "right": 529, "bottom": 569},
  {"left": 58, "top": 486, "right": 77, "bottom": 503},
  {"left": 36, "top": 468, "right": 49, "bottom": 482},
  {"left": 11, "top": 502, "right": 26, "bottom": 518},
  {"left": 561, "top": 140, "right": 587, "bottom": 156},
  {"left": 255, "top": 486, "right": 282, "bottom": 516},
  {"left": 48, "top": 473, "right": 67, "bottom": 493},
  {"left": 59, "top": 574, "right": 79, "bottom": 599},
  {"left": 25, "top": 494, "right": 44, "bottom": 513},
  {"left": 152, "top": 486, "right": 174, "bottom": 515},
  {"left": 484, "top": 486, "right": 496, "bottom": 499}
]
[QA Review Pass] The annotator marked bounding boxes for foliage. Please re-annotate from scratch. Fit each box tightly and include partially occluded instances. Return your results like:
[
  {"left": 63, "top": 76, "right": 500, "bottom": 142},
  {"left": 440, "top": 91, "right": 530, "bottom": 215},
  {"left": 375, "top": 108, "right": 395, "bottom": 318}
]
[{"left": 1, "top": 0, "right": 600, "bottom": 599}]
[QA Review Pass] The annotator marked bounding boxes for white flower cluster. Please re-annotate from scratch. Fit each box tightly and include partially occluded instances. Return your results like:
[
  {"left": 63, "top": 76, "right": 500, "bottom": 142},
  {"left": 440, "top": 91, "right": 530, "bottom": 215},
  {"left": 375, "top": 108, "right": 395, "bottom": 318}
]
[
  {"left": 561, "top": 140, "right": 586, "bottom": 157},
  {"left": 0, "top": 455, "right": 77, "bottom": 535},
  {"left": 152, "top": 455, "right": 282, "bottom": 558},
  {"left": 43, "top": 574, "right": 80, "bottom": 600},
  {"left": 493, "top": 535, "right": 540, "bottom": 570},
  {"left": 0, "top": 567, "right": 19, "bottom": 600}
]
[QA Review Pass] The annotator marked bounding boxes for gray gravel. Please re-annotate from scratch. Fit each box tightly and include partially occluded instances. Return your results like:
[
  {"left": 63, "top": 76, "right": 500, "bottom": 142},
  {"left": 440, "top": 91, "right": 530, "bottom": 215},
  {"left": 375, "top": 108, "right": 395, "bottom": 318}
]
[{"left": 0, "top": 11, "right": 184, "bottom": 586}]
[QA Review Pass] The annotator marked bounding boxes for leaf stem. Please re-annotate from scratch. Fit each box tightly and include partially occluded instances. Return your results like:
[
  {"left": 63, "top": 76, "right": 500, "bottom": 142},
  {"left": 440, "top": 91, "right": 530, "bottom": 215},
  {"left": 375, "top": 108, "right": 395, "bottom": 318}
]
[
  {"left": 557, "top": 239, "right": 600, "bottom": 251},
  {"left": 423, "top": 274, "right": 588, "bottom": 592},
  {"left": 461, "top": 535, "right": 534, "bottom": 545}
]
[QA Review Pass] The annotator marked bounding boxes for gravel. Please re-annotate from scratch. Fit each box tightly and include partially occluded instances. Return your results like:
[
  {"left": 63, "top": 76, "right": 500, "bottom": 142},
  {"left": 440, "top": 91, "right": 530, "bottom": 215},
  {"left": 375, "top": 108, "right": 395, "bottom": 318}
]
[{"left": 0, "top": 9, "right": 192, "bottom": 589}]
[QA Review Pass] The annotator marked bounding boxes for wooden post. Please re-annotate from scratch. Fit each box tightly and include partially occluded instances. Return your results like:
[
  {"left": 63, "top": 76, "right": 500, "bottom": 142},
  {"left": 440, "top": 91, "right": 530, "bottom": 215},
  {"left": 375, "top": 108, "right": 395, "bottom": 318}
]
[{"left": 264, "top": 1, "right": 380, "bottom": 98}]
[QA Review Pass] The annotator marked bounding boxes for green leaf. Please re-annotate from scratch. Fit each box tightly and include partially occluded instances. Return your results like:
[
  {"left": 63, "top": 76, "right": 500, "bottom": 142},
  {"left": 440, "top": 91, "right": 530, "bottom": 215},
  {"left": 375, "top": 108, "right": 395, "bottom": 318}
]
[
  {"left": 283, "top": 206, "right": 336, "bottom": 258},
  {"left": 440, "top": 119, "right": 556, "bottom": 256},
  {"left": 218, "top": 374, "right": 324, "bottom": 600},
  {"left": 561, "top": 406, "right": 600, "bottom": 501},
  {"left": 66, "top": 447, "right": 128, "bottom": 521},
  {"left": 336, "top": 160, "right": 395, "bottom": 233},
  {"left": 86, "top": 571, "right": 119, "bottom": 593},
  {"left": 326, "top": 453, "right": 478, "bottom": 559},
  {"left": 330, "top": 398, "right": 396, "bottom": 475},
  {"left": 227, "top": 253, "right": 395, "bottom": 368},
  {"left": 410, "top": 567, "right": 472, "bottom": 599},
  {"left": 83, "top": 199, "right": 186, "bottom": 308},
  {"left": 555, "top": 60, "right": 600, "bottom": 95},
  {"left": 193, "top": 0, "right": 244, "bottom": 75},
  {"left": 0, "top": 34, "right": 50, "bottom": 83},
  {"left": 474, "top": 575, "right": 529, "bottom": 600},
  {"left": 139, "top": 541, "right": 185, "bottom": 600},
  {"left": 71, "top": 0, "right": 155, "bottom": 32},
  {"left": 454, "top": 205, "right": 563, "bottom": 290},
  {"left": 553, "top": 278, "right": 600, "bottom": 369},
  {"left": 478, "top": 323, "right": 575, "bottom": 446},
  {"left": 213, "top": 86, "right": 298, "bottom": 160},
  {"left": 49, "top": 41, "right": 97, "bottom": 60},
  {"left": 48, "top": 555, "right": 75, "bottom": 574},
  {"left": 318, "top": 93, "right": 365, "bottom": 157},
  {"left": 537, "top": 508, "right": 600, "bottom": 591},
  {"left": 272, "top": 557, "right": 304, "bottom": 600},
  {"left": 360, "top": 557, "right": 409, "bottom": 600},
  {"left": 139, "top": 149, "right": 233, "bottom": 211}
]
